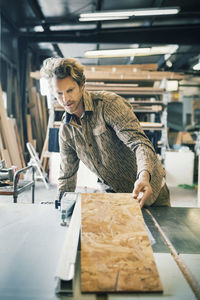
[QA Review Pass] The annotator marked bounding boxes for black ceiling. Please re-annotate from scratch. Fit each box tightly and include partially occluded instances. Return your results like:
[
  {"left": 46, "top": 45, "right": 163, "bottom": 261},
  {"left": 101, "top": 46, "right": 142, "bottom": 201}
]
[{"left": 1, "top": 0, "right": 200, "bottom": 74}]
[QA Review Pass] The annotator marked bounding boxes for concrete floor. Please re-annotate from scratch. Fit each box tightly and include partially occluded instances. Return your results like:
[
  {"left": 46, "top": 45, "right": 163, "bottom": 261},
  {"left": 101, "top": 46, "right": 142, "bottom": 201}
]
[{"left": 169, "top": 185, "right": 198, "bottom": 207}]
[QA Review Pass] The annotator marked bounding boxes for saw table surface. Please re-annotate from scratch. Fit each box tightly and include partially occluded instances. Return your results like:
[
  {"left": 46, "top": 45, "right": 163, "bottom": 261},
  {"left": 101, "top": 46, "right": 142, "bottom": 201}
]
[{"left": 0, "top": 200, "right": 200, "bottom": 300}]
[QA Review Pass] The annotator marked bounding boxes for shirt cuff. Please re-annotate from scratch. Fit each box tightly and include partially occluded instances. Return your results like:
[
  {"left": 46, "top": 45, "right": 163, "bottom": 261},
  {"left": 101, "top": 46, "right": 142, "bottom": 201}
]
[{"left": 136, "top": 169, "right": 151, "bottom": 182}]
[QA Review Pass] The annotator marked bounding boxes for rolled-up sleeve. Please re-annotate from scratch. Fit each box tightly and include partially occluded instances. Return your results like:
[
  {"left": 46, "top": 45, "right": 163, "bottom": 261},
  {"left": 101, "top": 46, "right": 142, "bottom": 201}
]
[
  {"left": 103, "top": 95, "right": 157, "bottom": 179},
  {"left": 58, "top": 124, "right": 80, "bottom": 192}
]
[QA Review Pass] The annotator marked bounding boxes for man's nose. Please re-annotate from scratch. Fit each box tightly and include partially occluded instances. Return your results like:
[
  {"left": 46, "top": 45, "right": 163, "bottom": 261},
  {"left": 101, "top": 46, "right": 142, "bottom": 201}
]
[{"left": 62, "top": 92, "right": 70, "bottom": 103}]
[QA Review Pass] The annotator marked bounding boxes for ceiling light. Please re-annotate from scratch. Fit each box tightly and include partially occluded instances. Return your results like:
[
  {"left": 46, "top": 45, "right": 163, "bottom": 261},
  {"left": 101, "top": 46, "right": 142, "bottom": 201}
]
[
  {"left": 79, "top": 7, "right": 180, "bottom": 22},
  {"left": 164, "top": 54, "right": 171, "bottom": 60},
  {"left": 193, "top": 60, "right": 200, "bottom": 71},
  {"left": 79, "top": 16, "right": 129, "bottom": 22},
  {"left": 34, "top": 25, "right": 44, "bottom": 32},
  {"left": 166, "top": 60, "right": 172, "bottom": 68},
  {"left": 84, "top": 45, "right": 179, "bottom": 58}
]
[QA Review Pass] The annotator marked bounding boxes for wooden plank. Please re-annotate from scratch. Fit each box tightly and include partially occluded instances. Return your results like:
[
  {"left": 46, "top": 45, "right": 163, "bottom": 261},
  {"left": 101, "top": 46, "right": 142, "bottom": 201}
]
[
  {"left": 85, "top": 84, "right": 165, "bottom": 95},
  {"left": 29, "top": 87, "right": 43, "bottom": 152},
  {"left": 140, "top": 122, "right": 163, "bottom": 129},
  {"left": 81, "top": 193, "right": 163, "bottom": 293},
  {"left": 0, "top": 133, "right": 11, "bottom": 167},
  {"left": 14, "top": 76, "right": 24, "bottom": 150},
  {"left": 0, "top": 85, "right": 22, "bottom": 168},
  {"left": 1, "top": 150, "right": 11, "bottom": 168},
  {"left": 41, "top": 95, "right": 48, "bottom": 137},
  {"left": 13, "top": 120, "right": 26, "bottom": 168},
  {"left": 84, "top": 64, "right": 158, "bottom": 71},
  {"left": 31, "top": 65, "right": 185, "bottom": 81},
  {"left": 40, "top": 134, "right": 48, "bottom": 162},
  {"left": 26, "top": 114, "right": 33, "bottom": 143},
  {"left": 85, "top": 70, "right": 184, "bottom": 82},
  {"left": 7, "top": 119, "right": 23, "bottom": 169},
  {"left": 29, "top": 65, "right": 158, "bottom": 80},
  {"left": 36, "top": 92, "right": 45, "bottom": 141}
]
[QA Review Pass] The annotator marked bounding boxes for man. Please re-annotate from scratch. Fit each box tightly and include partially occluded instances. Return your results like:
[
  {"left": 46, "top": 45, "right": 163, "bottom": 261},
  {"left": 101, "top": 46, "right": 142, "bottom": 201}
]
[{"left": 40, "top": 57, "right": 170, "bottom": 208}]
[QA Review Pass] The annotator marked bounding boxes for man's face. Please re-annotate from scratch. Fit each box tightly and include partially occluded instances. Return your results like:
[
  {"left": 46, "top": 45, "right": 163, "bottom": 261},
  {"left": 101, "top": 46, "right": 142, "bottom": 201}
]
[{"left": 53, "top": 76, "right": 84, "bottom": 117}]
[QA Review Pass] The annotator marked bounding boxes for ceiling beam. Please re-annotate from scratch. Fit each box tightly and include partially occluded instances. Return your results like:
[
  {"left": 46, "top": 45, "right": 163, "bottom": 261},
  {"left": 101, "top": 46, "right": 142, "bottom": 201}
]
[
  {"left": 18, "top": 11, "right": 200, "bottom": 28},
  {"left": 27, "top": 0, "right": 63, "bottom": 56},
  {"left": 172, "top": 47, "right": 200, "bottom": 71},
  {"left": 148, "top": 0, "right": 164, "bottom": 26},
  {"left": 20, "top": 24, "right": 200, "bottom": 45},
  {"left": 27, "top": 0, "right": 45, "bottom": 22}
]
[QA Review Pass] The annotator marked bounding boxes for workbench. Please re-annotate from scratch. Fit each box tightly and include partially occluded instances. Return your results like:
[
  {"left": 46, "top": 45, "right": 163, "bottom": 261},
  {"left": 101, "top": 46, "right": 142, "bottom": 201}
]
[{"left": 0, "top": 202, "right": 199, "bottom": 300}]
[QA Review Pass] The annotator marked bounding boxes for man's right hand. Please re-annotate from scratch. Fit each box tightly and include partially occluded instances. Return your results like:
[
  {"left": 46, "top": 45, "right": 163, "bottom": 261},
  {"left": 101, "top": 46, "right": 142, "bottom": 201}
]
[{"left": 132, "top": 171, "right": 152, "bottom": 208}]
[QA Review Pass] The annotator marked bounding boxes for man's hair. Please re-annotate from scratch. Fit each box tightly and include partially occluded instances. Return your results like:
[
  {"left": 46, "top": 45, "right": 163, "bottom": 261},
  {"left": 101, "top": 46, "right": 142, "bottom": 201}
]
[{"left": 40, "top": 57, "right": 86, "bottom": 86}]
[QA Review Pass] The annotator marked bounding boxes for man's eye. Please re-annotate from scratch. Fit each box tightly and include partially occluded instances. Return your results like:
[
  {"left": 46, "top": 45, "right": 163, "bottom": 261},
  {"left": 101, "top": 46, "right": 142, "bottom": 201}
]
[
  {"left": 68, "top": 89, "right": 73, "bottom": 93},
  {"left": 57, "top": 92, "right": 63, "bottom": 96}
]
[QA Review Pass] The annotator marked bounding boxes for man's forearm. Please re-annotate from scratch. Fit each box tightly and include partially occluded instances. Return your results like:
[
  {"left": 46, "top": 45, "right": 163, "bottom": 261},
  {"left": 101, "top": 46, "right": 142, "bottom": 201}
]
[
  {"left": 136, "top": 169, "right": 151, "bottom": 182},
  {"left": 135, "top": 144, "right": 156, "bottom": 180}
]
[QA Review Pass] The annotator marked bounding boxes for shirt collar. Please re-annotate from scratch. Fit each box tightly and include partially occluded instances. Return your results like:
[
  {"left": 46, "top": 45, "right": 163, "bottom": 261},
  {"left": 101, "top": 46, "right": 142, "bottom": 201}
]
[
  {"left": 65, "top": 88, "right": 93, "bottom": 124},
  {"left": 83, "top": 89, "right": 94, "bottom": 112}
]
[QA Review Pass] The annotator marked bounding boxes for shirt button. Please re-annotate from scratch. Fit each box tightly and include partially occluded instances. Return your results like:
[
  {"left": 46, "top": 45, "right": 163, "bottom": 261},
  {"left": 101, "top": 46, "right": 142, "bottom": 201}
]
[
  {"left": 97, "top": 161, "right": 100, "bottom": 165},
  {"left": 89, "top": 144, "right": 92, "bottom": 147}
]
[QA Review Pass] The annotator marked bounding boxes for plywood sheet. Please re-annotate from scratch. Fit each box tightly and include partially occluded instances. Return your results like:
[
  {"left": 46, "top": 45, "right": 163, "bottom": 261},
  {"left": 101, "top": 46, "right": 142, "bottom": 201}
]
[{"left": 81, "top": 193, "right": 163, "bottom": 293}]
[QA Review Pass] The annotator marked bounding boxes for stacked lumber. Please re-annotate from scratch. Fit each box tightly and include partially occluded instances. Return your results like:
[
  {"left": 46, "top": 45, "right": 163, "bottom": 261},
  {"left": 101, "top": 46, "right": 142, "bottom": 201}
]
[
  {"left": 84, "top": 64, "right": 184, "bottom": 82},
  {"left": 0, "top": 84, "right": 25, "bottom": 169},
  {"left": 26, "top": 78, "right": 48, "bottom": 155},
  {"left": 84, "top": 63, "right": 158, "bottom": 72},
  {"left": 85, "top": 82, "right": 165, "bottom": 95}
]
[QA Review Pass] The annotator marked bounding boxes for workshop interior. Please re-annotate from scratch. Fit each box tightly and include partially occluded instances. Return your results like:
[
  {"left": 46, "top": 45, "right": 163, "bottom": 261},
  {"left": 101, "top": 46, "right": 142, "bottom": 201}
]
[{"left": 0, "top": 0, "right": 200, "bottom": 299}]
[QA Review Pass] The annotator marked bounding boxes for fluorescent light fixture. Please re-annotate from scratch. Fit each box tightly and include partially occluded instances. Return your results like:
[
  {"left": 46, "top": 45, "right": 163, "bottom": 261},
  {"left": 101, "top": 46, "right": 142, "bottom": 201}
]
[
  {"left": 84, "top": 45, "right": 179, "bottom": 58},
  {"left": 166, "top": 60, "right": 173, "bottom": 68},
  {"left": 79, "top": 7, "right": 180, "bottom": 22},
  {"left": 84, "top": 49, "right": 147, "bottom": 58},
  {"left": 79, "top": 16, "right": 129, "bottom": 22},
  {"left": 164, "top": 54, "right": 171, "bottom": 60},
  {"left": 34, "top": 25, "right": 44, "bottom": 32},
  {"left": 193, "top": 60, "right": 200, "bottom": 71}
]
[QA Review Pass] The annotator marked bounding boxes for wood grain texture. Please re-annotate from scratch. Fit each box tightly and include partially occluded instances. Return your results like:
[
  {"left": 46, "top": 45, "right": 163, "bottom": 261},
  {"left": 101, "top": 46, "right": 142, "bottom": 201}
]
[{"left": 81, "top": 193, "right": 163, "bottom": 293}]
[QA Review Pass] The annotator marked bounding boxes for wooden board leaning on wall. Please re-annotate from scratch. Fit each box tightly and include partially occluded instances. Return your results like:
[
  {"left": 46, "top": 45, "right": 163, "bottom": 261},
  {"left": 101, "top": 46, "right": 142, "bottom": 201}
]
[{"left": 0, "top": 84, "right": 25, "bottom": 169}]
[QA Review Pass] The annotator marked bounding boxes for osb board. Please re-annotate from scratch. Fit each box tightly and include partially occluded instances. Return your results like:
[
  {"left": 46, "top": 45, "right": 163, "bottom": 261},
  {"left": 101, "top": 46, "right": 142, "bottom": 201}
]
[{"left": 81, "top": 193, "right": 163, "bottom": 293}]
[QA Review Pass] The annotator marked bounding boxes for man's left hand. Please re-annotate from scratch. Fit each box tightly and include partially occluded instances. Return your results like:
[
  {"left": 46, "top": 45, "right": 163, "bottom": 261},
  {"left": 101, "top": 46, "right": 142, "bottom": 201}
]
[{"left": 132, "top": 171, "right": 152, "bottom": 207}]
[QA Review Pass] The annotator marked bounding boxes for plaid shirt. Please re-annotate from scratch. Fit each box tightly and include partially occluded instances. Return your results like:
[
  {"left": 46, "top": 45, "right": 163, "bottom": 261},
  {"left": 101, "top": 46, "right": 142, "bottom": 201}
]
[{"left": 58, "top": 89, "right": 167, "bottom": 205}]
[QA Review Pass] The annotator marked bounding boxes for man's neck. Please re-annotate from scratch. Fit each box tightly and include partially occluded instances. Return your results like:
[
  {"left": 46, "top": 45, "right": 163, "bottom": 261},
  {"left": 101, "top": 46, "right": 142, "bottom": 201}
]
[{"left": 73, "top": 98, "right": 84, "bottom": 124}]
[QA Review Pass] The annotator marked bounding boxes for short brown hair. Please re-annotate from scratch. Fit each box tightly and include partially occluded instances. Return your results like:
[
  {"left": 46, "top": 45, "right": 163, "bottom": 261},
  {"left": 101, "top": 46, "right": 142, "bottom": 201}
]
[{"left": 40, "top": 57, "right": 86, "bottom": 86}]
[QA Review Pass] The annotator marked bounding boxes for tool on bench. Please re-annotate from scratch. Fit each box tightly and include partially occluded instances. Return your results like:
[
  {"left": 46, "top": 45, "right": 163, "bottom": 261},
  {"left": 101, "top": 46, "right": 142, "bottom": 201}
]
[
  {"left": 0, "top": 160, "right": 15, "bottom": 186},
  {"left": 56, "top": 192, "right": 79, "bottom": 226}
]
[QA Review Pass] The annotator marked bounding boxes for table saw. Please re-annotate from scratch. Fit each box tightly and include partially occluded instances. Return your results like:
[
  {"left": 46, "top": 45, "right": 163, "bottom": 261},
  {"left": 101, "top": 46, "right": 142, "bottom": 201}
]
[{"left": 0, "top": 193, "right": 200, "bottom": 300}]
